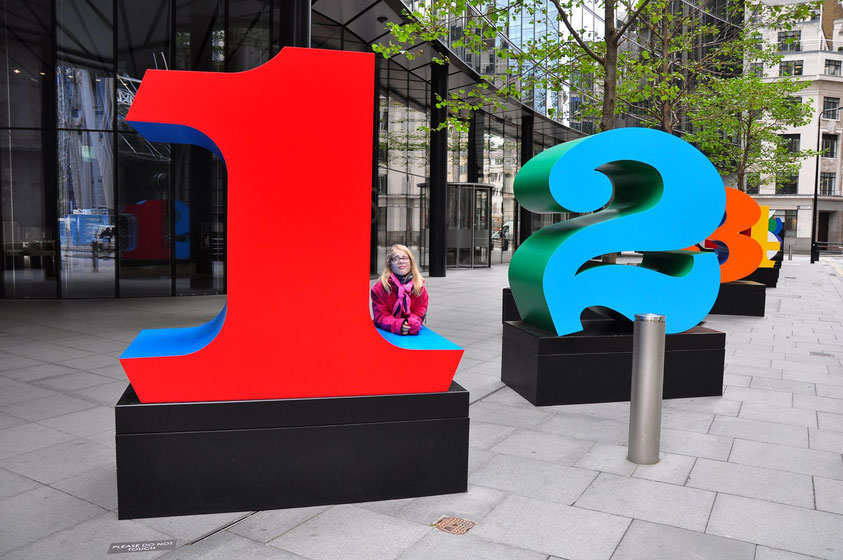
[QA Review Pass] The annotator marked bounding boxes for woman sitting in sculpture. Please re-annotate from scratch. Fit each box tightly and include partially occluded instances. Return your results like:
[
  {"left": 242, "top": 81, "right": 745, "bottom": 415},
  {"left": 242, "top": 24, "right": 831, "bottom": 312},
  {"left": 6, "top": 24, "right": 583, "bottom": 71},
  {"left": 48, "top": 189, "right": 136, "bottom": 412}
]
[{"left": 371, "top": 244, "right": 428, "bottom": 336}]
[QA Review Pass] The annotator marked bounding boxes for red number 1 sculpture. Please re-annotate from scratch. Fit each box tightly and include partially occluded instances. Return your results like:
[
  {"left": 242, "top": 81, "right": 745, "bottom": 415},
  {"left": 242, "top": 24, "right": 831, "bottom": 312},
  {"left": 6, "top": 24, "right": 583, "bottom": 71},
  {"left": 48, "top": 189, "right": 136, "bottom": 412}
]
[{"left": 120, "top": 48, "right": 463, "bottom": 403}]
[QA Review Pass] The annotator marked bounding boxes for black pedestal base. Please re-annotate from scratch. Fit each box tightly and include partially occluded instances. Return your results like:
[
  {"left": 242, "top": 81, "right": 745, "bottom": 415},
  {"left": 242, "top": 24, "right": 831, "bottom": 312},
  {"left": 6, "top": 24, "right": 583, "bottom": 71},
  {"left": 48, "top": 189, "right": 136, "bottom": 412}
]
[
  {"left": 709, "top": 280, "right": 766, "bottom": 316},
  {"left": 743, "top": 267, "right": 779, "bottom": 288},
  {"left": 502, "top": 319, "right": 725, "bottom": 406},
  {"left": 116, "top": 383, "right": 469, "bottom": 519}
]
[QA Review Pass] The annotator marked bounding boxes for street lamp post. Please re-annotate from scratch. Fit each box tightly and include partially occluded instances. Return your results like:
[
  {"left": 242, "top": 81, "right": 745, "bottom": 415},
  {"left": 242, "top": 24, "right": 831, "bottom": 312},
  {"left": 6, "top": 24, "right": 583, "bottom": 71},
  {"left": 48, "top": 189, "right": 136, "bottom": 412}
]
[{"left": 811, "top": 106, "right": 837, "bottom": 263}]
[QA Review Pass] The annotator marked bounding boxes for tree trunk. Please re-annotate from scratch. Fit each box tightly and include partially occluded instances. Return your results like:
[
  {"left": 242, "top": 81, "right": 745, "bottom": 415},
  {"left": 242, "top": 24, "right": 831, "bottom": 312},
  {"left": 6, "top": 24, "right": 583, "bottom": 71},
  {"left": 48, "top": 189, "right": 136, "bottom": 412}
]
[{"left": 601, "top": 38, "right": 618, "bottom": 131}]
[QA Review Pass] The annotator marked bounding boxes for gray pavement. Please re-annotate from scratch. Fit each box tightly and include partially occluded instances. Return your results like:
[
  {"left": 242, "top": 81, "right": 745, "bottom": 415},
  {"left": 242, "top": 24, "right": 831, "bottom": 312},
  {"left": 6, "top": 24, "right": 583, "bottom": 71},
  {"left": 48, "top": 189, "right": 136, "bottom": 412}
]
[{"left": 1, "top": 256, "right": 843, "bottom": 559}]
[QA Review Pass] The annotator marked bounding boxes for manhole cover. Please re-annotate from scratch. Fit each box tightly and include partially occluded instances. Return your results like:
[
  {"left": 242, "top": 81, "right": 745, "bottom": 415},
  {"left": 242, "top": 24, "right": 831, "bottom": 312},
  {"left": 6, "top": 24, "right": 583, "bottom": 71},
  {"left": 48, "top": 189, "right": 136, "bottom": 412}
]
[
  {"left": 810, "top": 351, "right": 835, "bottom": 357},
  {"left": 433, "top": 516, "right": 476, "bottom": 535}
]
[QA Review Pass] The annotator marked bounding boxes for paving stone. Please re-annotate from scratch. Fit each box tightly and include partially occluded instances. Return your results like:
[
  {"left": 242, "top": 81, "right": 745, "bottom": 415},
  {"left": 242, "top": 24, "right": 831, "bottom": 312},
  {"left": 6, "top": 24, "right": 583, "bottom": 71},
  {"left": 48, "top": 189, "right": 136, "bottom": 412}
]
[
  {"left": 0, "top": 439, "right": 114, "bottom": 484},
  {"left": 70, "top": 381, "right": 129, "bottom": 406},
  {"left": 269, "top": 505, "right": 431, "bottom": 560},
  {"left": 809, "top": 428, "right": 843, "bottom": 453},
  {"left": 38, "top": 406, "right": 114, "bottom": 437},
  {"left": 490, "top": 429, "right": 592, "bottom": 465},
  {"left": 2, "top": 512, "right": 172, "bottom": 560},
  {"left": 658, "top": 428, "right": 733, "bottom": 460},
  {"left": 631, "top": 453, "right": 696, "bottom": 485},
  {"left": 611, "top": 519, "right": 755, "bottom": 560},
  {"left": 468, "top": 447, "right": 495, "bottom": 474},
  {"left": 468, "top": 401, "right": 551, "bottom": 429},
  {"left": 471, "top": 453, "right": 597, "bottom": 504},
  {"left": 739, "top": 402, "right": 818, "bottom": 428},
  {"left": 56, "top": 354, "right": 118, "bottom": 371},
  {"left": 0, "top": 423, "right": 75, "bottom": 460},
  {"left": 707, "top": 494, "right": 843, "bottom": 559},
  {"left": 227, "top": 506, "right": 329, "bottom": 543},
  {"left": 34, "top": 372, "right": 114, "bottom": 392},
  {"left": 373, "top": 485, "right": 506, "bottom": 526},
  {"left": 725, "top": 364, "right": 783, "bottom": 380},
  {"left": 0, "top": 382, "right": 57, "bottom": 407},
  {"left": 574, "top": 473, "right": 715, "bottom": 531},
  {"left": 397, "top": 529, "right": 546, "bottom": 560},
  {"left": 660, "top": 409, "right": 714, "bottom": 433},
  {"left": 0, "top": 393, "right": 98, "bottom": 421},
  {"left": 0, "top": 411, "right": 24, "bottom": 431},
  {"left": 686, "top": 458, "right": 814, "bottom": 508},
  {"left": 50, "top": 464, "right": 118, "bottom": 510},
  {"left": 749, "top": 377, "right": 815, "bottom": 395},
  {"left": 161, "top": 531, "right": 307, "bottom": 560},
  {"left": 539, "top": 413, "right": 627, "bottom": 445},
  {"left": 815, "top": 477, "right": 843, "bottom": 515},
  {"left": 0, "top": 486, "right": 105, "bottom": 555},
  {"left": 0, "top": 466, "right": 40, "bottom": 500},
  {"left": 818, "top": 412, "right": 843, "bottom": 432},
  {"left": 782, "top": 368, "right": 842, "bottom": 386},
  {"left": 722, "top": 386, "right": 792, "bottom": 406},
  {"left": 138, "top": 511, "right": 252, "bottom": 543},
  {"left": 573, "top": 443, "right": 637, "bottom": 476},
  {"left": 729, "top": 439, "right": 843, "bottom": 479},
  {"left": 755, "top": 547, "right": 826, "bottom": 560},
  {"left": 0, "top": 356, "right": 43, "bottom": 372},
  {"left": 793, "top": 394, "right": 843, "bottom": 414},
  {"left": 723, "top": 373, "right": 752, "bottom": 388},
  {"left": 663, "top": 396, "right": 742, "bottom": 417},
  {"left": 3, "top": 363, "right": 80, "bottom": 382},
  {"left": 457, "top": 372, "right": 505, "bottom": 402},
  {"left": 816, "top": 384, "right": 843, "bottom": 398},
  {"left": 469, "top": 494, "right": 630, "bottom": 560},
  {"left": 708, "top": 416, "right": 808, "bottom": 447},
  {"left": 469, "top": 421, "right": 516, "bottom": 450}
]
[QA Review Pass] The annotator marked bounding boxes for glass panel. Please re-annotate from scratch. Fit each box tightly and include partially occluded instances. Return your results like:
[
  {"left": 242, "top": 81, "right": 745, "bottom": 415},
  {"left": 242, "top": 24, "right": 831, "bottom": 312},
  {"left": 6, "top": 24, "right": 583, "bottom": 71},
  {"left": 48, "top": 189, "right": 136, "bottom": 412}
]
[
  {"left": 58, "top": 130, "right": 115, "bottom": 297},
  {"left": 458, "top": 186, "right": 472, "bottom": 266},
  {"left": 117, "top": 0, "right": 171, "bottom": 131},
  {"left": 473, "top": 188, "right": 490, "bottom": 267},
  {"left": 1, "top": 129, "right": 57, "bottom": 298},
  {"left": 173, "top": 144, "right": 226, "bottom": 295},
  {"left": 175, "top": 0, "right": 225, "bottom": 71},
  {"left": 118, "top": 133, "right": 171, "bottom": 296},
  {"left": 0, "top": 0, "right": 53, "bottom": 129},
  {"left": 57, "top": 0, "right": 115, "bottom": 131},
  {"left": 228, "top": 0, "right": 271, "bottom": 71}
]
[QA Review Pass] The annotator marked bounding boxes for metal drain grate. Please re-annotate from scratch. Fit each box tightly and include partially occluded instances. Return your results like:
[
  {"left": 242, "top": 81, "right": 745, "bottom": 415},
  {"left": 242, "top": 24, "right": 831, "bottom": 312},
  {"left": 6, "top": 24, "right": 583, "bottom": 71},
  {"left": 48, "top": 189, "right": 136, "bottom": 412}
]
[
  {"left": 810, "top": 351, "right": 835, "bottom": 357},
  {"left": 433, "top": 516, "right": 476, "bottom": 535}
]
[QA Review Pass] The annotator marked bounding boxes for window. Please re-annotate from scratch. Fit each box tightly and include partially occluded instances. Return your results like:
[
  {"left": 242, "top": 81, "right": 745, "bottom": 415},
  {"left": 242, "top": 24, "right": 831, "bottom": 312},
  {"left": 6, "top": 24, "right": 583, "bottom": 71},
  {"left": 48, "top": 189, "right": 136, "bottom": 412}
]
[
  {"left": 822, "top": 134, "right": 838, "bottom": 157},
  {"left": 776, "top": 174, "right": 798, "bottom": 194},
  {"left": 826, "top": 59, "right": 842, "bottom": 76},
  {"left": 774, "top": 210, "right": 797, "bottom": 237},
  {"left": 778, "top": 31, "right": 801, "bottom": 52},
  {"left": 823, "top": 97, "right": 840, "bottom": 119},
  {"left": 780, "top": 134, "right": 800, "bottom": 152},
  {"left": 821, "top": 172, "right": 836, "bottom": 195},
  {"left": 749, "top": 63, "right": 764, "bottom": 78},
  {"left": 779, "top": 60, "right": 803, "bottom": 76},
  {"left": 745, "top": 173, "right": 760, "bottom": 194}
]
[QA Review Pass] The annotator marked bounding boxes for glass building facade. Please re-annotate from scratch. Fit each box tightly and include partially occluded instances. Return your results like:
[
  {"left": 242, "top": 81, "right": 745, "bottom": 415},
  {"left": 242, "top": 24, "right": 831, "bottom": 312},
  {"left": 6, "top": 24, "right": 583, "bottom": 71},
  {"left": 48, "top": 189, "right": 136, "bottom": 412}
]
[{"left": 0, "top": 0, "right": 580, "bottom": 298}]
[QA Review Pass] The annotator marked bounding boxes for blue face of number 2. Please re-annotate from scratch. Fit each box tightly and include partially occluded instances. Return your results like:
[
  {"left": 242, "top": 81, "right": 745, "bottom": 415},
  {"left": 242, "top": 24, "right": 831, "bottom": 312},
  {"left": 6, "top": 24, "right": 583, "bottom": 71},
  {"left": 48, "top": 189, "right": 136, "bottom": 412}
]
[{"left": 509, "top": 128, "right": 727, "bottom": 336}]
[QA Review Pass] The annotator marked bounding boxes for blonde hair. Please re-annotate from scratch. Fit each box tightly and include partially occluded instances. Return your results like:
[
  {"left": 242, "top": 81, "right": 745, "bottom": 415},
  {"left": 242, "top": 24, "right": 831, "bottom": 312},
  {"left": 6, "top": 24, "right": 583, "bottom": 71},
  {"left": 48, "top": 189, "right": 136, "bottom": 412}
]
[{"left": 379, "top": 244, "right": 424, "bottom": 295}]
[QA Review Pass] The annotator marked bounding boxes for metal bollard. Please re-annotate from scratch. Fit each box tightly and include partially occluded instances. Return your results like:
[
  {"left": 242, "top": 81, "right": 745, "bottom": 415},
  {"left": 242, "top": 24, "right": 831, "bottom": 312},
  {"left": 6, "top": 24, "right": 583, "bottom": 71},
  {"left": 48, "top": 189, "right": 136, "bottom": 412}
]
[
  {"left": 787, "top": 243, "right": 792, "bottom": 261},
  {"left": 627, "top": 313, "right": 666, "bottom": 465}
]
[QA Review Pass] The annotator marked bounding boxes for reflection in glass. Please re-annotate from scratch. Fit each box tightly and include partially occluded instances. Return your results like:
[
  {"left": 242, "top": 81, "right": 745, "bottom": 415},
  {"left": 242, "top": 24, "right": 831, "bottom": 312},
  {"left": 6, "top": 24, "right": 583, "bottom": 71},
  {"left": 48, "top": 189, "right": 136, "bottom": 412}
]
[
  {"left": 0, "top": 0, "right": 53, "bottom": 129},
  {"left": 118, "top": 133, "right": 172, "bottom": 296},
  {"left": 175, "top": 0, "right": 225, "bottom": 71},
  {"left": 117, "top": 0, "right": 171, "bottom": 131},
  {"left": 57, "top": 0, "right": 115, "bottom": 131},
  {"left": 58, "top": 130, "right": 115, "bottom": 297},
  {"left": 228, "top": 0, "right": 271, "bottom": 71},
  {"left": 173, "top": 145, "right": 226, "bottom": 295},
  {"left": 1, "top": 130, "right": 57, "bottom": 298}
]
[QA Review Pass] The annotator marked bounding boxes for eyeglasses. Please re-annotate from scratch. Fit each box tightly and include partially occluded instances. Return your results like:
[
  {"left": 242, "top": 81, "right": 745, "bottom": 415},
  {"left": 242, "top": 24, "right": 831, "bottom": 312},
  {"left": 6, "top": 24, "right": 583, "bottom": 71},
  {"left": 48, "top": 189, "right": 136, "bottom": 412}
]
[{"left": 391, "top": 256, "right": 410, "bottom": 263}]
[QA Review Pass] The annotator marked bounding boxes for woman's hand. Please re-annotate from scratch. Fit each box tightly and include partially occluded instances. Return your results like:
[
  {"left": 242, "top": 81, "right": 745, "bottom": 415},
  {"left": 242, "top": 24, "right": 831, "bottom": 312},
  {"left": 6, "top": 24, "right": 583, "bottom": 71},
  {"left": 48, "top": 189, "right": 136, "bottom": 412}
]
[{"left": 401, "top": 320, "right": 410, "bottom": 335}]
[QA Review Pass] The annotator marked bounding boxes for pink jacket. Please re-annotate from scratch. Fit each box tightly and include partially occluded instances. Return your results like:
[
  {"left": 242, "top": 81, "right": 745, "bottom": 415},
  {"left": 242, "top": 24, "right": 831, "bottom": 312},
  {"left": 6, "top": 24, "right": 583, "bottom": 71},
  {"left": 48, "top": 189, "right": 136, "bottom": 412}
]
[{"left": 371, "top": 278, "right": 429, "bottom": 335}]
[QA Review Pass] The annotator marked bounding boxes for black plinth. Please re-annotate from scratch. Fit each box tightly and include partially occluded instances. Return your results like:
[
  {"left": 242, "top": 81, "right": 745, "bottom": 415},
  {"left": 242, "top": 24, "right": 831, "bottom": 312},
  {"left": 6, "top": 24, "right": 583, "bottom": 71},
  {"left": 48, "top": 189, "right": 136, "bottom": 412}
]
[
  {"left": 708, "top": 280, "right": 766, "bottom": 316},
  {"left": 744, "top": 267, "right": 779, "bottom": 288},
  {"left": 502, "top": 319, "right": 725, "bottom": 406},
  {"left": 115, "top": 383, "right": 469, "bottom": 520}
]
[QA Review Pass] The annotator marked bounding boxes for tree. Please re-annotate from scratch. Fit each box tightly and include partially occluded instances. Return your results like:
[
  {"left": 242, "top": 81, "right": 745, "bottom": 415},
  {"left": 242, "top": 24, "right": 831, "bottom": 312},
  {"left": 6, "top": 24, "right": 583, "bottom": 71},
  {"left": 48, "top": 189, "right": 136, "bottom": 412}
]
[
  {"left": 683, "top": 74, "right": 815, "bottom": 192},
  {"left": 374, "top": 0, "right": 653, "bottom": 132}
]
